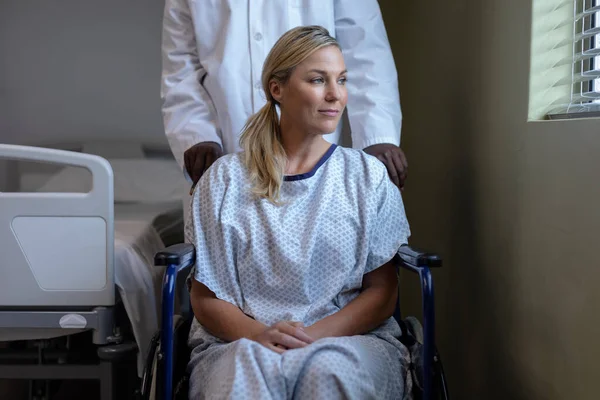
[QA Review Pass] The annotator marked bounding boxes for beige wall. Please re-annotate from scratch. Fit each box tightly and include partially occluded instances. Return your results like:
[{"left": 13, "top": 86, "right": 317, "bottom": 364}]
[
  {"left": 380, "top": 0, "right": 600, "bottom": 398},
  {"left": 0, "top": 0, "right": 166, "bottom": 146}
]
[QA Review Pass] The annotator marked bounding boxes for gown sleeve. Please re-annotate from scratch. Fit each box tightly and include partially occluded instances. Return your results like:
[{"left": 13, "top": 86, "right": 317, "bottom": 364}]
[
  {"left": 365, "top": 166, "right": 411, "bottom": 274},
  {"left": 186, "top": 160, "right": 243, "bottom": 307}
]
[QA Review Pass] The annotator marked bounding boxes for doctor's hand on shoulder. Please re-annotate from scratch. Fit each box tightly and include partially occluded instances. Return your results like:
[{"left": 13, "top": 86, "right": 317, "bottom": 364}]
[
  {"left": 364, "top": 143, "right": 408, "bottom": 190},
  {"left": 184, "top": 141, "right": 224, "bottom": 186}
]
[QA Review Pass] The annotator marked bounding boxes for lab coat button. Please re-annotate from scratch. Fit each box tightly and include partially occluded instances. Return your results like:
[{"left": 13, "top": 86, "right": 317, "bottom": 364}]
[{"left": 254, "top": 32, "right": 263, "bottom": 41}]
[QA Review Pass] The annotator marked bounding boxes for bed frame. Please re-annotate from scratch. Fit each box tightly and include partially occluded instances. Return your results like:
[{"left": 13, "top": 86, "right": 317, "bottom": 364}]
[
  {"left": 0, "top": 140, "right": 176, "bottom": 400},
  {"left": 1, "top": 140, "right": 176, "bottom": 192}
]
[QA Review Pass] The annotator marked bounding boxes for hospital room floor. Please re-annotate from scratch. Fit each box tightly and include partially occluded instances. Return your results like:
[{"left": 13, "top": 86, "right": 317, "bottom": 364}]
[
  {"left": 0, "top": 380, "right": 95, "bottom": 400},
  {"left": 0, "top": 370, "right": 136, "bottom": 400}
]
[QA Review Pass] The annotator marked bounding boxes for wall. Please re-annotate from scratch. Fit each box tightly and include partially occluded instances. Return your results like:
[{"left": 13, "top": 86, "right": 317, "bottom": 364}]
[
  {"left": 380, "top": 0, "right": 600, "bottom": 398},
  {"left": 0, "top": 0, "right": 166, "bottom": 146}
]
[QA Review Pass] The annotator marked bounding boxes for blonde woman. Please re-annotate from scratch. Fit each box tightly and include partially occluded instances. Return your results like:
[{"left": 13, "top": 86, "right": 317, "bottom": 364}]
[{"left": 186, "top": 26, "right": 412, "bottom": 399}]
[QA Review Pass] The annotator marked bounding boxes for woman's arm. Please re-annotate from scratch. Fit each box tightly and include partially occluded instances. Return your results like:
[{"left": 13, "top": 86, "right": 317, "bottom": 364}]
[
  {"left": 305, "top": 261, "right": 398, "bottom": 340},
  {"left": 190, "top": 279, "right": 267, "bottom": 342},
  {"left": 190, "top": 279, "right": 314, "bottom": 351}
]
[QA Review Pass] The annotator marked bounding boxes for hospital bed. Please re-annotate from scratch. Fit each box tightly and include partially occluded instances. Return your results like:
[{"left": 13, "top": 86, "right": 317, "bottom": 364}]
[{"left": 0, "top": 142, "right": 188, "bottom": 400}]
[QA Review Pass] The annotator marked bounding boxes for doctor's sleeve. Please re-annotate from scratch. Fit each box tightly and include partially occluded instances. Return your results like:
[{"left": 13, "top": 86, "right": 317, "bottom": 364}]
[
  {"left": 334, "top": 0, "right": 402, "bottom": 150},
  {"left": 161, "top": 0, "right": 222, "bottom": 170}
]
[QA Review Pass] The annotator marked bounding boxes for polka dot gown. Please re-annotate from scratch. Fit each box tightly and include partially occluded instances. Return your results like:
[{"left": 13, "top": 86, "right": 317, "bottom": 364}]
[{"left": 185, "top": 145, "right": 413, "bottom": 399}]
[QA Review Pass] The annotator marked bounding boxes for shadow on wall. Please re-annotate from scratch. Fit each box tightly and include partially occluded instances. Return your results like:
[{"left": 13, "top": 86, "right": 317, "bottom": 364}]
[{"left": 379, "top": 0, "right": 527, "bottom": 398}]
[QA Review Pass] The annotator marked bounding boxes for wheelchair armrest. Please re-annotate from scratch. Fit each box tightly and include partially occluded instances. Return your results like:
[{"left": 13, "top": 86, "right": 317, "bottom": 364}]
[
  {"left": 397, "top": 245, "right": 442, "bottom": 270},
  {"left": 154, "top": 243, "right": 196, "bottom": 270},
  {"left": 394, "top": 245, "right": 443, "bottom": 400},
  {"left": 155, "top": 243, "right": 195, "bottom": 400}
]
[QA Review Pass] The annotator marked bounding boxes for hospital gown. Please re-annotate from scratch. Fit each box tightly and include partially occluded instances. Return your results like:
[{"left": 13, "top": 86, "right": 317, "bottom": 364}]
[{"left": 186, "top": 144, "right": 413, "bottom": 399}]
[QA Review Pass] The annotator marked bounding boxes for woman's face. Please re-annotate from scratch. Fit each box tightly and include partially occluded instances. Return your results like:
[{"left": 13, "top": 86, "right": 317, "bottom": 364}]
[{"left": 272, "top": 45, "right": 348, "bottom": 136}]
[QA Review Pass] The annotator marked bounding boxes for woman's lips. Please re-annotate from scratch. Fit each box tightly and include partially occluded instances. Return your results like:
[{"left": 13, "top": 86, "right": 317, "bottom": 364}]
[{"left": 318, "top": 109, "right": 339, "bottom": 117}]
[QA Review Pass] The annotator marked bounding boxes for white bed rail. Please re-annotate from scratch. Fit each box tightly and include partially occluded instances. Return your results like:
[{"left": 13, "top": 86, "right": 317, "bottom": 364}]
[{"left": 0, "top": 144, "right": 115, "bottom": 307}]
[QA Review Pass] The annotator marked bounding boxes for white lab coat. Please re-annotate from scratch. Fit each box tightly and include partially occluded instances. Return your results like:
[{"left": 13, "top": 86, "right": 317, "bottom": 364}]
[{"left": 161, "top": 0, "right": 403, "bottom": 171}]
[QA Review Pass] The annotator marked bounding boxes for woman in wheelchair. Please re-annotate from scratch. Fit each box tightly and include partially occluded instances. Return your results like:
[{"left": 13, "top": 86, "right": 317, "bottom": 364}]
[{"left": 186, "top": 25, "right": 413, "bottom": 399}]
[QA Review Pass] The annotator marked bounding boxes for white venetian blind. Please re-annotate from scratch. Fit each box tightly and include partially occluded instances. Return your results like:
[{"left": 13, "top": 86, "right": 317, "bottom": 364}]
[{"left": 529, "top": 0, "right": 600, "bottom": 119}]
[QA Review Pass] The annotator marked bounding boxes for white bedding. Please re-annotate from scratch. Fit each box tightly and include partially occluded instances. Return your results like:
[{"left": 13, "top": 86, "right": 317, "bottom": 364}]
[{"left": 113, "top": 202, "right": 183, "bottom": 374}]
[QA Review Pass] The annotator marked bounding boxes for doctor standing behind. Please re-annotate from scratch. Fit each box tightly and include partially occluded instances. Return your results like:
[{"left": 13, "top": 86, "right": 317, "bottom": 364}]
[{"left": 161, "top": 0, "right": 408, "bottom": 216}]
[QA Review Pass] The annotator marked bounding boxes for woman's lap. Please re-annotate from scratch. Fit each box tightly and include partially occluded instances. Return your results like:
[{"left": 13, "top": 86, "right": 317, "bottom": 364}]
[{"left": 188, "top": 335, "right": 410, "bottom": 400}]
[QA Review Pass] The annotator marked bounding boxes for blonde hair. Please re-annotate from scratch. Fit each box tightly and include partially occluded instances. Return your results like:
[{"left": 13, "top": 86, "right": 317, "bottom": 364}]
[{"left": 239, "top": 25, "right": 340, "bottom": 204}]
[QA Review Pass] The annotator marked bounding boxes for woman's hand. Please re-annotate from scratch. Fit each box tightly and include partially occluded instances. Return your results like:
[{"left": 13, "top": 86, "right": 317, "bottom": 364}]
[
  {"left": 303, "top": 323, "right": 328, "bottom": 342},
  {"left": 250, "top": 321, "right": 314, "bottom": 354}
]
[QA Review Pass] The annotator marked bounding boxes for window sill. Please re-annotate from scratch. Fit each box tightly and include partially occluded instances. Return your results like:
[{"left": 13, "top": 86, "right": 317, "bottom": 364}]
[
  {"left": 547, "top": 103, "right": 600, "bottom": 120},
  {"left": 547, "top": 110, "right": 600, "bottom": 120}
]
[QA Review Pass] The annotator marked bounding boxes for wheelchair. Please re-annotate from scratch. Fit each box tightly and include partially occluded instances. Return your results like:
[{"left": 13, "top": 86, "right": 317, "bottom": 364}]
[{"left": 139, "top": 244, "right": 449, "bottom": 400}]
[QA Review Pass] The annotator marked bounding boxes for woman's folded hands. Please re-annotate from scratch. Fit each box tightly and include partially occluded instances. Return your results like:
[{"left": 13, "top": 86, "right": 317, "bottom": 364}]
[{"left": 250, "top": 321, "right": 315, "bottom": 354}]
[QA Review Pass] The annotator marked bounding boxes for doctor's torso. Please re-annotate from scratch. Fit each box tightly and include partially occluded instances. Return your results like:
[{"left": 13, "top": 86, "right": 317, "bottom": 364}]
[{"left": 185, "top": 0, "right": 339, "bottom": 153}]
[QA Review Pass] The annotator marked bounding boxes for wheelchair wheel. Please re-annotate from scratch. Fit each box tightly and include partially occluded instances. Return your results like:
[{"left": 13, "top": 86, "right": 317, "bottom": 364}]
[
  {"left": 172, "top": 316, "right": 191, "bottom": 400},
  {"left": 139, "top": 315, "right": 192, "bottom": 400},
  {"left": 404, "top": 316, "right": 424, "bottom": 343},
  {"left": 403, "top": 316, "right": 449, "bottom": 400},
  {"left": 138, "top": 332, "right": 160, "bottom": 400}
]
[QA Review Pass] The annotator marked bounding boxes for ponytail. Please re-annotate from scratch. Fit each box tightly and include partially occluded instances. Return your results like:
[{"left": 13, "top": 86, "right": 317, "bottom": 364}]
[
  {"left": 239, "top": 26, "right": 340, "bottom": 204},
  {"left": 239, "top": 100, "right": 286, "bottom": 204}
]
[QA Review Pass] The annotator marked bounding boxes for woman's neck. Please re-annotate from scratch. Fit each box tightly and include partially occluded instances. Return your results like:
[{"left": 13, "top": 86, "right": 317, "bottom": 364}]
[{"left": 280, "top": 128, "right": 331, "bottom": 176}]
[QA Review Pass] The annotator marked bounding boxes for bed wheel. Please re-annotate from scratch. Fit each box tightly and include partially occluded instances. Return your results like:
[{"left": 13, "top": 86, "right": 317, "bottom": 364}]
[{"left": 97, "top": 341, "right": 138, "bottom": 362}]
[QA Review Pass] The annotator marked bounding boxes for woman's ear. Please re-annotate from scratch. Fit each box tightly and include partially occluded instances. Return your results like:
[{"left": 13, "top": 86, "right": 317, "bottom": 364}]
[{"left": 269, "top": 80, "right": 283, "bottom": 103}]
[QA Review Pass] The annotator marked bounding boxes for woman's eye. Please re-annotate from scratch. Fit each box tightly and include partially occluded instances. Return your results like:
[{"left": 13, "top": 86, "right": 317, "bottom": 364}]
[
  {"left": 338, "top": 77, "right": 347, "bottom": 85},
  {"left": 311, "top": 78, "right": 324, "bottom": 84}
]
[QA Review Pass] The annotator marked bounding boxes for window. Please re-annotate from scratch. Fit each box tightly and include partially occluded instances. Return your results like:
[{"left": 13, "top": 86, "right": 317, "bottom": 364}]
[
  {"left": 546, "top": 0, "right": 600, "bottom": 119},
  {"left": 589, "top": 1, "right": 600, "bottom": 96}
]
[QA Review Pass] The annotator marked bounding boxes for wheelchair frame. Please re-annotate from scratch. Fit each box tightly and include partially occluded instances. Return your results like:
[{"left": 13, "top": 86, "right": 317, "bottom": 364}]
[{"left": 144, "top": 244, "right": 449, "bottom": 400}]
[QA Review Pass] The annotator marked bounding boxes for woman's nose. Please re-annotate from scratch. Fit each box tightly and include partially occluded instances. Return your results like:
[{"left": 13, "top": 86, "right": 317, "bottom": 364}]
[{"left": 325, "top": 84, "right": 340, "bottom": 102}]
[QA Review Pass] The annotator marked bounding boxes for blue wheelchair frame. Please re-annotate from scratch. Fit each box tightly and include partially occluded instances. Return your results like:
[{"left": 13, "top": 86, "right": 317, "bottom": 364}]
[{"left": 147, "top": 244, "right": 448, "bottom": 400}]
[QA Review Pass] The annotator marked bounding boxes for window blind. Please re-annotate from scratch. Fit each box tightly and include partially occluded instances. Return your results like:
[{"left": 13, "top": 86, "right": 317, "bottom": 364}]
[{"left": 545, "top": 0, "right": 600, "bottom": 118}]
